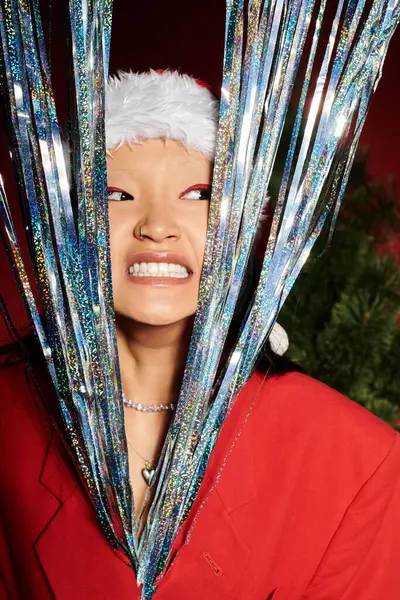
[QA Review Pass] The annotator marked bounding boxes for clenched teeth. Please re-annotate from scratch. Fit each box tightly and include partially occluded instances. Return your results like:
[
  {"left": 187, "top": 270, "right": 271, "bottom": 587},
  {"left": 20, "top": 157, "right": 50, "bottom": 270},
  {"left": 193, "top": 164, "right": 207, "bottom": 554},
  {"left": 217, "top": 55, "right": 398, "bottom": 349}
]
[{"left": 127, "top": 262, "right": 190, "bottom": 278}]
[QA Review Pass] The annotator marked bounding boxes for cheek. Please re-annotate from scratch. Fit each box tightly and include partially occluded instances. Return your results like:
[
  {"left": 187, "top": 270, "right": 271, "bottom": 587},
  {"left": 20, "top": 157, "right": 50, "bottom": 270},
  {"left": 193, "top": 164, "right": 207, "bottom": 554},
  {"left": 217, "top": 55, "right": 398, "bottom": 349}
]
[
  {"left": 108, "top": 207, "right": 122, "bottom": 242},
  {"left": 108, "top": 209, "right": 129, "bottom": 276},
  {"left": 187, "top": 206, "right": 209, "bottom": 268}
]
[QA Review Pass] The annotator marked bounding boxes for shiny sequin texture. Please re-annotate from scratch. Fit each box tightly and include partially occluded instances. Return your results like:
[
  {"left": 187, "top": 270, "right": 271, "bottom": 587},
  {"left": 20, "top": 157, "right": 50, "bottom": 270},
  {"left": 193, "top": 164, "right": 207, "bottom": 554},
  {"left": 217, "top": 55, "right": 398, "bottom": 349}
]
[{"left": 0, "top": 1, "right": 399, "bottom": 599}]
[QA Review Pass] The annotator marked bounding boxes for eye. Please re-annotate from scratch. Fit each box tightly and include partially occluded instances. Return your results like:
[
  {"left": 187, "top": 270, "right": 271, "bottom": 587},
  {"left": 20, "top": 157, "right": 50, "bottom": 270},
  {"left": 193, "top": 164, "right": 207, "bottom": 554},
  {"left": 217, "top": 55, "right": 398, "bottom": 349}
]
[
  {"left": 180, "top": 184, "right": 211, "bottom": 201},
  {"left": 107, "top": 187, "right": 134, "bottom": 201}
]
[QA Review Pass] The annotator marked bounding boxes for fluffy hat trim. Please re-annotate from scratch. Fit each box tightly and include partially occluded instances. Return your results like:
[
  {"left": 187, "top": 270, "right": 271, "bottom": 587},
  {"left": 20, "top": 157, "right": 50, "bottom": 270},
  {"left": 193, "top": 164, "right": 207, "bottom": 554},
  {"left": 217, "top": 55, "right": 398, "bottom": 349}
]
[{"left": 105, "top": 70, "right": 219, "bottom": 160}]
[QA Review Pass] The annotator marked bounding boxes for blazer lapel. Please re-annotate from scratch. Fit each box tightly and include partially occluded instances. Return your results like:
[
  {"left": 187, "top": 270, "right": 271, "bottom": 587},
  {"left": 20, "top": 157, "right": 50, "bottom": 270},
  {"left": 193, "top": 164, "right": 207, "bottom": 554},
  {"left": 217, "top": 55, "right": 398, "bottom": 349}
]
[
  {"left": 155, "top": 381, "right": 259, "bottom": 598},
  {"left": 213, "top": 414, "right": 257, "bottom": 514},
  {"left": 34, "top": 427, "right": 138, "bottom": 599},
  {"left": 154, "top": 486, "right": 253, "bottom": 600},
  {"left": 38, "top": 426, "right": 77, "bottom": 504},
  {"left": 206, "top": 372, "right": 260, "bottom": 514}
]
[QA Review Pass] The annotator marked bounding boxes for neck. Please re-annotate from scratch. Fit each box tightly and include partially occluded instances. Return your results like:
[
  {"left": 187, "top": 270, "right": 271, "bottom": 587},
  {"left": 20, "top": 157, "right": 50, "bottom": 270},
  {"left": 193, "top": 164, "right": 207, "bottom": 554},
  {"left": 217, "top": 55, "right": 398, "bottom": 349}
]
[{"left": 116, "top": 315, "right": 194, "bottom": 406}]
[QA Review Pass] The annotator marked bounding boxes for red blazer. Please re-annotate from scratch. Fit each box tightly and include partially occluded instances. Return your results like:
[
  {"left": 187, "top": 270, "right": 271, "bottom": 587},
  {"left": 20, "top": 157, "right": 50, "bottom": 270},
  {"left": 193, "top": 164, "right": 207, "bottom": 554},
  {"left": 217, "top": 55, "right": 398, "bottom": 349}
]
[{"left": 1, "top": 358, "right": 400, "bottom": 599}]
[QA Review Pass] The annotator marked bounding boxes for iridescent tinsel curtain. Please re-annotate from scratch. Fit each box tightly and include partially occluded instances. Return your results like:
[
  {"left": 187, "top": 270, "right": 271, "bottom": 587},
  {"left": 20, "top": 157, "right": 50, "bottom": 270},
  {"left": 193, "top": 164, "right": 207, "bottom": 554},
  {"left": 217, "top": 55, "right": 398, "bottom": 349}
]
[{"left": 0, "top": 1, "right": 399, "bottom": 599}]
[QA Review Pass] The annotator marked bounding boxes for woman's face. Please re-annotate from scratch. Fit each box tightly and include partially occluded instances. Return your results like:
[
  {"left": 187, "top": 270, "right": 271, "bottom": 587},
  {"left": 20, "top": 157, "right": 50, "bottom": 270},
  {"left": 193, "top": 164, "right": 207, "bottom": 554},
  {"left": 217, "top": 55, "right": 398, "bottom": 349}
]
[{"left": 107, "top": 139, "right": 212, "bottom": 326}]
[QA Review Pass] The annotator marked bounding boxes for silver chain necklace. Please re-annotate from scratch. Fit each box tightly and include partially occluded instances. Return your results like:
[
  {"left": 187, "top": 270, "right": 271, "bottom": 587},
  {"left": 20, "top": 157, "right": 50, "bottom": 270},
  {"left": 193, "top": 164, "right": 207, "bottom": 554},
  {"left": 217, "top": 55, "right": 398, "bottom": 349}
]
[
  {"left": 123, "top": 394, "right": 175, "bottom": 485},
  {"left": 127, "top": 440, "right": 160, "bottom": 486}
]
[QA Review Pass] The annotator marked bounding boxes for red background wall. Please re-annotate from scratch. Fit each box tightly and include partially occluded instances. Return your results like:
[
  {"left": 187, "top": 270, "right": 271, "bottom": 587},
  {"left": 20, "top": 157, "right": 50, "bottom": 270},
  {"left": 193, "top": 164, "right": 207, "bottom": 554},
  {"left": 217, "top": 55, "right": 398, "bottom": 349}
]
[{"left": 0, "top": 1, "right": 399, "bottom": 344}]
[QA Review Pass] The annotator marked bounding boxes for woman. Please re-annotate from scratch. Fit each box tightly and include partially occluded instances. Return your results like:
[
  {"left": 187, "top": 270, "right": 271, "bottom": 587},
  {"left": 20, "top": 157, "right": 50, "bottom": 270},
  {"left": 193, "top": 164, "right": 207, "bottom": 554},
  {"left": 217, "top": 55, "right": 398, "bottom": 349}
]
[{"left": 1, "top": 70, "right": 399, "bottom": 599}]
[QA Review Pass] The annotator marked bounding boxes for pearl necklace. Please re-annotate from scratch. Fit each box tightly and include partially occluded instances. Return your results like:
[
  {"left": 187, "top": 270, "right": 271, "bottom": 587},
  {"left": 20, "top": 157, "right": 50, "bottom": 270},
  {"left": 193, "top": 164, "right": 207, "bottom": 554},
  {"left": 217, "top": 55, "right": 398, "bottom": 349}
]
[{"left": 122, "top": 395, "right": 176, "bottom": 412}]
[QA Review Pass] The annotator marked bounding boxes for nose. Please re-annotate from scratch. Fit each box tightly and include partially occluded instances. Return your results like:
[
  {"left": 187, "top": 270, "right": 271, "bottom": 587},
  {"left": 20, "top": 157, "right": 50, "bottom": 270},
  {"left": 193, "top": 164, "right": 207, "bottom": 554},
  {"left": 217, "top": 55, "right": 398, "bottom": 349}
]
[{"left": 133, "top": 203, "right": 181, "bottom": 243}]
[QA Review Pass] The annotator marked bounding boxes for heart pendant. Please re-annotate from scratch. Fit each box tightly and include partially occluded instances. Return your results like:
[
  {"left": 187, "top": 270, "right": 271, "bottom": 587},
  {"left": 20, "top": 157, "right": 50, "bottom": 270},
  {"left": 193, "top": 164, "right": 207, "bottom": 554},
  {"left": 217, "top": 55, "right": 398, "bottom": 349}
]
[{"left": 142, "top": 467, "right": 156, "bottom": 486}]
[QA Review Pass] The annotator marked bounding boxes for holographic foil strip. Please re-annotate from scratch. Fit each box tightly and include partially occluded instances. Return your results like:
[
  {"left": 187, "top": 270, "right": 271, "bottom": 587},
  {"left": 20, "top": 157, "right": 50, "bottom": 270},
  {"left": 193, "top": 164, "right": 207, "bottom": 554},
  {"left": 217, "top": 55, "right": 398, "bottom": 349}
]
[
  {"left": 0, "top": 177, "right": 55, "bottom": 376},
  {"left": 138, "top": 2, "right": 400, "bottom": 597},
  {"left": 1, "top": 1, "right": 399, "bottom": 599},
  {"left": 68, "top": 0, "right": 136, "bottom": 556},
  {"left": 0, "top": 0, "right": 134, "bottom": 561}
]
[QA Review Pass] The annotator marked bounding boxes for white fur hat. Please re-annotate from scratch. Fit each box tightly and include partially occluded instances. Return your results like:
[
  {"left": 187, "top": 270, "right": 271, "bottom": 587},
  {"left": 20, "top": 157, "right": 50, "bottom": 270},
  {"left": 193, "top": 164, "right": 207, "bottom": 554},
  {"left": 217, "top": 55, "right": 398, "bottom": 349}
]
[{"left": 105, "top": 70, "right": 219, "bottom": 160}]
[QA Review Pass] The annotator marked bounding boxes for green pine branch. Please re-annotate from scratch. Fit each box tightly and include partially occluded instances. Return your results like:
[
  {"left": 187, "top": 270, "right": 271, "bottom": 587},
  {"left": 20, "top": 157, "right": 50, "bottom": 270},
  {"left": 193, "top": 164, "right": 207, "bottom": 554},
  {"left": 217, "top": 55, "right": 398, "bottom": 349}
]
[{"left": 277, "top": 153, "right": 400, "bottom": 426}]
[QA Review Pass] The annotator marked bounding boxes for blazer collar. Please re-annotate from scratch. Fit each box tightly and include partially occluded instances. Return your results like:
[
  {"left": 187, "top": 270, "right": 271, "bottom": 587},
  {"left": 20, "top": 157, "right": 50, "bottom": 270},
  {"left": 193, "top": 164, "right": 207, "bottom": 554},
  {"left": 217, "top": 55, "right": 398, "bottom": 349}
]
[
  {"left": 207, "top": 371, "right": 262, "bottom": 513},
  {"left": 39, "top": 426, "right": 78, "bottom": 504},
  {"left": 35, "top": 426, "right": 136, "bottom": 598}
]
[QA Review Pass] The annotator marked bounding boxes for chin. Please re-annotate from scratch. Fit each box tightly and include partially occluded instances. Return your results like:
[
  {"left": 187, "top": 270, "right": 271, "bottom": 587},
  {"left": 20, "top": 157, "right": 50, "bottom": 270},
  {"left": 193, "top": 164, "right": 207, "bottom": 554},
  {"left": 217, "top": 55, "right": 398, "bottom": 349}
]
[{"left": 115, "top": 306, "right": 196, "bottom": 328}]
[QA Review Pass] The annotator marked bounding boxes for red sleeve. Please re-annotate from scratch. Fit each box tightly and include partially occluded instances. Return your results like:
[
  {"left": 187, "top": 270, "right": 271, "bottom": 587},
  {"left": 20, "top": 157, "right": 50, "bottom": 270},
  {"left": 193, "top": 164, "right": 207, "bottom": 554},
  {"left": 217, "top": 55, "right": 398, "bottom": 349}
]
[{"left": 302, "top": 433, "right": 400, "bottom": 599}]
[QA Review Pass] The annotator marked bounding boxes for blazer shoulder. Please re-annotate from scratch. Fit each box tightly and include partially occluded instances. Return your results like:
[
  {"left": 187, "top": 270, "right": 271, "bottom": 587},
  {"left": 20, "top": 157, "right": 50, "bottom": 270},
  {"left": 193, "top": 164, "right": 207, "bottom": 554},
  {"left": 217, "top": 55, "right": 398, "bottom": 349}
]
[
  {"left": 250, "top": 370, "right": 397, "bottom": 470},
  {"left": 0, "top": 356, "right": 55, "bottom": 441}
]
